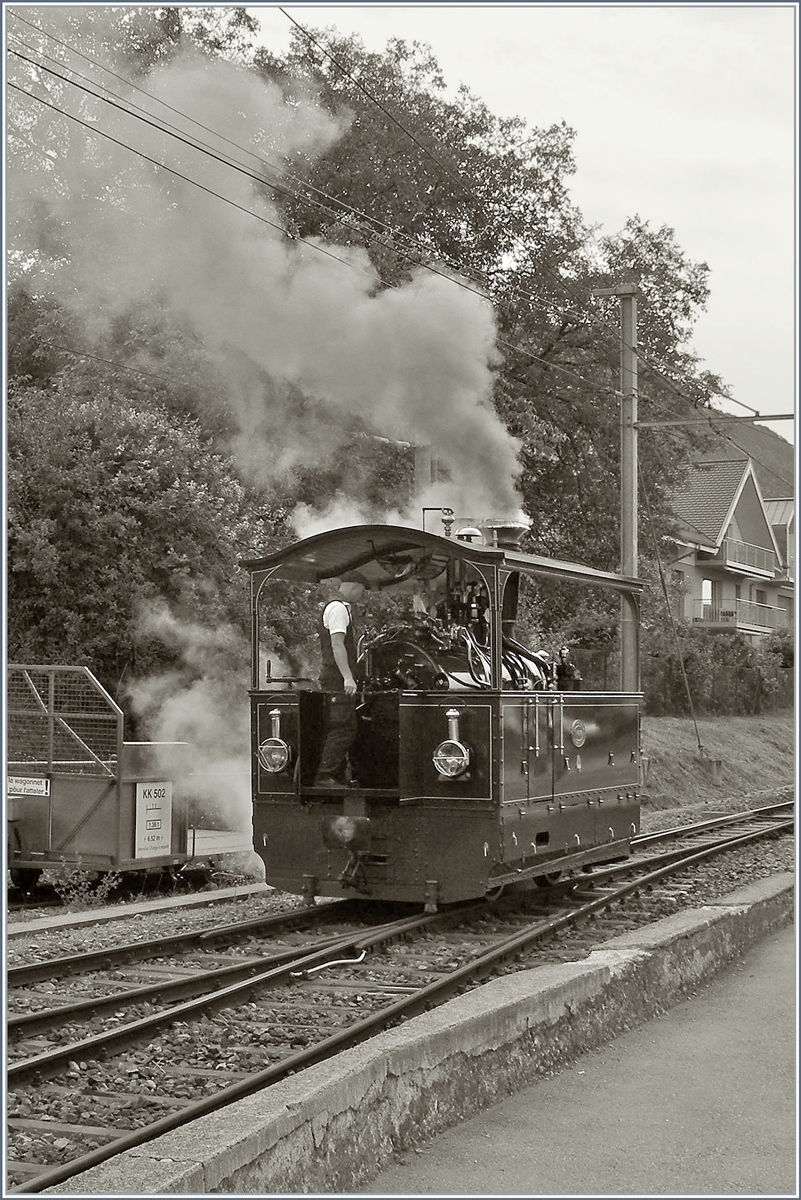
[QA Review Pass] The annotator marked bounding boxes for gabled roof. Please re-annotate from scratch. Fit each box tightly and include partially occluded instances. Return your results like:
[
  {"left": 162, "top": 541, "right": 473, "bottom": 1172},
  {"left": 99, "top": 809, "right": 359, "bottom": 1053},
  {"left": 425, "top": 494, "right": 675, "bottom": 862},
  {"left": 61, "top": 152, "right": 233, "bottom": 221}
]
[
  {"left": 671, "top": 457, "right": 783, "bottom": 561},
  {"left": 690, "top": 428, "right": 794, "bottom": 500},
  {"left": 764, "top": 497, "right": 794, "bottom": 527},
  {"left": 671, "top": 459, "right": 750, "bottom": 545}
]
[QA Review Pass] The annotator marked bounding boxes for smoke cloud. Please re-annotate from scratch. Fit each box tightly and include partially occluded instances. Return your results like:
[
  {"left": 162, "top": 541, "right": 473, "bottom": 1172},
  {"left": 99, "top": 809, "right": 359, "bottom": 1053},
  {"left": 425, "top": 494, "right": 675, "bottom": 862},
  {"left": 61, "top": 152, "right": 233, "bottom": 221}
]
[
  {"left": 124, "top": 601, "right": 253, "bottom": 836},
  {"left": 11, "top": 16, "right": 522, "bottom": 516},
  {"left": 13, "top": 16, "right": 526, "bottom": 857}
]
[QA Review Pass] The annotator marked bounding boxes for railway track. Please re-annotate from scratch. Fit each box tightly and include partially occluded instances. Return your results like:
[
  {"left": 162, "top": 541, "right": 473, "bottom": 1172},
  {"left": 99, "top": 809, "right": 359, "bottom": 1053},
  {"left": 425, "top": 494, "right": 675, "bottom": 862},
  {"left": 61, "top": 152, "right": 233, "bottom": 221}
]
[
  {"left": 6, "top": 860, "right": 245, "bottom": 913},
  {"left": 6, "top": 801, "right": 793, "bottom": 1192}
]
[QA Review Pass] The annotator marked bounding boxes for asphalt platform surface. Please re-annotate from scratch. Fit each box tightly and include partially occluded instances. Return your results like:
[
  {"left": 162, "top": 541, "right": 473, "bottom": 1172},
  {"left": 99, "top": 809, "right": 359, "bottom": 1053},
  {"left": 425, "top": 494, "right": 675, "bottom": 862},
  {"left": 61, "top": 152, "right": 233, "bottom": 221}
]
[{"left": 359, "top": 923, "right": 797, "bottom": 1197}]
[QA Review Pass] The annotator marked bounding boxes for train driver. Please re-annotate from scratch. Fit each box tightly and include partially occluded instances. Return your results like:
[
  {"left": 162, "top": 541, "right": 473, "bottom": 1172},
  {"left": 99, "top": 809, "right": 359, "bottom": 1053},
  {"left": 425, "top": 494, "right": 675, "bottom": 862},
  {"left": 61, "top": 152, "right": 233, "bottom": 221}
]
[{"left": 314, "top": 574, "right": 368, "bottom": 789}]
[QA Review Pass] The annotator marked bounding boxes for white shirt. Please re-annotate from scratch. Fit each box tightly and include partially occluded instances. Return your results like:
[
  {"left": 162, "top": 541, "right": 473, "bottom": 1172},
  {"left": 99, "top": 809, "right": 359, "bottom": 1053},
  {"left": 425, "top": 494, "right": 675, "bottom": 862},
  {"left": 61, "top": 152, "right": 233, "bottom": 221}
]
[{"left": 322, "top": 599, "right": 351, "bottom": 636}]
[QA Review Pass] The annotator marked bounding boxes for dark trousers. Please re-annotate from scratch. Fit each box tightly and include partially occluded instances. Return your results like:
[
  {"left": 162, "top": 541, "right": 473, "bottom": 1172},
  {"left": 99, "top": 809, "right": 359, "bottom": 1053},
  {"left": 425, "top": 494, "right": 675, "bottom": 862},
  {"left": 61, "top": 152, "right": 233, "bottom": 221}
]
[{"left": 316, "top": 694, "right": 358, "bottom": 780}]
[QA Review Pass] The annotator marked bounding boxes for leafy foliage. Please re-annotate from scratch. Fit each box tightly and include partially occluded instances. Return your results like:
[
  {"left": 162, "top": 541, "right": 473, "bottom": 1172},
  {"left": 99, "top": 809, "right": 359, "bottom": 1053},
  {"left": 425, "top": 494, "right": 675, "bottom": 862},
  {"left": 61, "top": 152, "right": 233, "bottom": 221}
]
[
  {"left": 7, "top": 373, "right": 254, "bottom": 693},
  {"left": 642, "top": 624, "right": 793, "bottom": 716},
  {"left": 6, "top": 9, "right": 747, "bottom": 690},
  {"left": 254, "top": 29, "right": 719, "bottom": 575}
]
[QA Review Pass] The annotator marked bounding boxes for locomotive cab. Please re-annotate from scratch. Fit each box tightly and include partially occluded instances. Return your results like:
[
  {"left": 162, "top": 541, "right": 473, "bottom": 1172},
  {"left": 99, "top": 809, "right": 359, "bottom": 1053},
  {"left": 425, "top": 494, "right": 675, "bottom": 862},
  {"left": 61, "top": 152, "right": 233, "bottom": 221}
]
[{"left": 241, "top": 523, "right": 643, "bottom": 909}]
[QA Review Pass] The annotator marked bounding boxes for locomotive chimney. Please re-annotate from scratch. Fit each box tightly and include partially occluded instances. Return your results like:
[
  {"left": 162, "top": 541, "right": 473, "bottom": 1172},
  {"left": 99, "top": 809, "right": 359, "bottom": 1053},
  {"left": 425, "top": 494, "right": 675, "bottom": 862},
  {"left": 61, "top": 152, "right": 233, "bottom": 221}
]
[
  {"left": 453, "top": 516, "right": 529, "bottom": 548},
  {"left": 478, "top": 518, "right": 529, "bottom": 549}
]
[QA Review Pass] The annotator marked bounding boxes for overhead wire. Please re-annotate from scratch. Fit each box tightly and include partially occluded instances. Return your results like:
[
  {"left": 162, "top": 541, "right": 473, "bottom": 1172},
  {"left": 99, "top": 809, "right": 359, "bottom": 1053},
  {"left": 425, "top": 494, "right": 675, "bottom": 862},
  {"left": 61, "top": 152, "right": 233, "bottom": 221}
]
[
  {"left": 10, "top": 46, "right": 614, "bottom": 396},
  {"left": 9, "top": 12, "right": 793, "bottom": 466},
  {"left": 6, "top": 8, "right": 764, "bottom": 432},
  {"left": 8, "top": 12, "right": 585, "bottom": 326},
  {"left": 49, "top": 17, "right": 610, "bottom": 352},
  {"left": 9, "top": 25, "right": 616, "bottom": 385},
  {"left": 11, "top": 10, "right": 793, "bottom": 588},
  {"left": 278, "top": 7, "right": 793, "bottom": 457},
  {"left": 7, "top": 76, "right": 398, "bottom": 287},
  {"left": 276, "top": 14, "right": 671, "bottom": 344},
  {"left": 8, "top": 21, "right": 499, "bottom": 293},
  {"left": 14, "top": 340, "right": 206, "bottom": 391},
  {"left": 280, "top": 3, "right": 654, "bottom": 370},
  {"left": 12, "top": 10, "right": 720, "bottom": 420}
]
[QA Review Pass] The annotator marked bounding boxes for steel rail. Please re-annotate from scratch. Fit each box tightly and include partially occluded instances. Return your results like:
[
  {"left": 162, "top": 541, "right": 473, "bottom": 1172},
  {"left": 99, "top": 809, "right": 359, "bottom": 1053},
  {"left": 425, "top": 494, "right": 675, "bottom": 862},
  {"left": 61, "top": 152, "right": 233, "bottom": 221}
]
[
  {"left": 7, "top": 902, "right": 485, "bottom": 1087},
  {"left": 593, "top": 814, "right": 793, "bottom": 884},
  {"left": 9, "top": 805, "right": 792, "bottom": 1042},
  {"left": 7, "top": 933, "right": 357, "bottom": 1035},
  {"left": 9, "top": 812, "right": 793, "bottom": 1194},
  {"left": 7, "top": 897, "right": 358, "bottom": 986},
  {"left": 633, "top": 800, "right": 794, "bottom": 849}
]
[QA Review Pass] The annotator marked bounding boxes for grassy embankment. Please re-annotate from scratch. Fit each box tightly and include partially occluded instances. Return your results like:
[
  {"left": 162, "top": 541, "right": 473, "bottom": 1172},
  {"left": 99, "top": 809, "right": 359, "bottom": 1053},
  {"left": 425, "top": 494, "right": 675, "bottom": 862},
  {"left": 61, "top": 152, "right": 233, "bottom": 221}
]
[{"left": 640, "top": 711, "right": 795, "bottom": 825}]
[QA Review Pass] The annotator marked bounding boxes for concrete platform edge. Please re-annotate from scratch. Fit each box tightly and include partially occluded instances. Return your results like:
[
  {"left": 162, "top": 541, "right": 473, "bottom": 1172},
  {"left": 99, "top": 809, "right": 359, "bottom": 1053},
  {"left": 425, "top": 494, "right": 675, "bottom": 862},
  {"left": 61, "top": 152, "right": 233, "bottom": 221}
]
[{"left": 46, "top": 873, "right": 795, "bottom": 1195}]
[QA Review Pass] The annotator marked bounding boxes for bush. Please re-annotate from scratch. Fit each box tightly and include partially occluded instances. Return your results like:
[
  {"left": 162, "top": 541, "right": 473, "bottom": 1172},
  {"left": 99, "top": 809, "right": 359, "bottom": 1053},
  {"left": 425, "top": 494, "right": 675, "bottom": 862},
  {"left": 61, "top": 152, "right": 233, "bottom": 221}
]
[
  {"left": 643, "top": 625, "right": 794, "bottom": 716},
  {"left": 764, "top": 626, "right": 794, "bottom": 670},
  {"left": 52, "top": 858, "right": 123, "bottom": 909}
]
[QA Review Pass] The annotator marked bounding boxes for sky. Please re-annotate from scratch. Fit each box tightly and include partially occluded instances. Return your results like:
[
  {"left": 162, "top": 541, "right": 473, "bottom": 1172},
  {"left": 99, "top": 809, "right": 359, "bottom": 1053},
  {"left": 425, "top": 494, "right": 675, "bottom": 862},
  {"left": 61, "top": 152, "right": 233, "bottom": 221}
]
[{"left": 247, "top": 2, "right": 798, "bottom": 447}]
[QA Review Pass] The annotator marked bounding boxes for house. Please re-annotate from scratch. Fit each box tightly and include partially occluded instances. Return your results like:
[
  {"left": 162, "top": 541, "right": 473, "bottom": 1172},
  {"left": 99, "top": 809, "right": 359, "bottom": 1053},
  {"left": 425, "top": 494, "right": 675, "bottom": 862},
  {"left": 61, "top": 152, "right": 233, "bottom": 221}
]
[
  {"left": 668, "top": 456, "right": 794, "bottom": 641},
  {"left": 764, "top": 496, "right": 795, "bottom": 586}
]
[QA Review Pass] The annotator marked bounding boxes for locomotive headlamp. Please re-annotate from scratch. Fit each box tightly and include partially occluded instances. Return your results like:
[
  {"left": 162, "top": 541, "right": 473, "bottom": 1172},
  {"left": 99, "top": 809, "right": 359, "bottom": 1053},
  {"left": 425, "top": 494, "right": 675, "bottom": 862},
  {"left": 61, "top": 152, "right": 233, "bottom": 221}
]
[
  {"left": 258, "top": 708, "right": 292, "bottom": 773},
  {"left": 433, "top": 709, "right": 471, "bottom": 777},
  {"left": 433, "top": 739, "right": 471, "bottom": 777},
  {"left": 258, "top": 737, "right": 291, "bottom": 773}
]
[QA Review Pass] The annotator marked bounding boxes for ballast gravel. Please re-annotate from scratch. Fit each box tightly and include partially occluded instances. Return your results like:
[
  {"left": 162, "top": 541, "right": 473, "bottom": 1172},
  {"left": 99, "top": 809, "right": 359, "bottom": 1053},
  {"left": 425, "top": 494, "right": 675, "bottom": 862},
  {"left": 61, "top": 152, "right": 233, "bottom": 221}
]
[
  {"left": 5, "top": 792, "right": 793, "bottom": 1188},
  {"left": 7, "top": 786, "right": 793, "bottom": 971}
]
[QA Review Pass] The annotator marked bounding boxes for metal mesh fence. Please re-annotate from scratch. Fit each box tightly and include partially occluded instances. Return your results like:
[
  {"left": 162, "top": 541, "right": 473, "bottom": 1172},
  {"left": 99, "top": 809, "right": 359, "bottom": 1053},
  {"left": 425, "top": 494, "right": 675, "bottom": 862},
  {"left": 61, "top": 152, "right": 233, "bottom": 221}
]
[{"left": 7, "top": 666, "right": 123, "bottom": 775}]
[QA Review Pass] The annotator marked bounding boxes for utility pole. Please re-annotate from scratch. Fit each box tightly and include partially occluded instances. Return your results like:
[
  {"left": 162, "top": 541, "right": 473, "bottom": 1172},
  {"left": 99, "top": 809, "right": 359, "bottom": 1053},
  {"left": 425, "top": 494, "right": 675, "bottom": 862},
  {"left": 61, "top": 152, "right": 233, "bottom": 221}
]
[{"left": 592, "top": 283, "right": 640, "bottom": 692}]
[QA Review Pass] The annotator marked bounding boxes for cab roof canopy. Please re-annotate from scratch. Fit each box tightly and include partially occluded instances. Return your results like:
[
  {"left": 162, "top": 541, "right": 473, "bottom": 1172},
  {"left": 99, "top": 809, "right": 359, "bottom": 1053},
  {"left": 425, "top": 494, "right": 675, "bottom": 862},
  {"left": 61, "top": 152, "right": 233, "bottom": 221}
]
[{"left": 240, "top": 525, "right": 642, "bottom": 595}]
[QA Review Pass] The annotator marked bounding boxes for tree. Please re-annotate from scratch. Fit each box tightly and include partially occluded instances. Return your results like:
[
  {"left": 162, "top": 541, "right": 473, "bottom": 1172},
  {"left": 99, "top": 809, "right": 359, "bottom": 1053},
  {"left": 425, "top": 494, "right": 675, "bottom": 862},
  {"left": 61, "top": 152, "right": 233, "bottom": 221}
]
[
  {"left": 7, "top": 10, "right": 733, "bottom": 680},
  {"left": 256, "top": 33, "right": 584, "bottom": 289},
  {"left": 256, "top": 29, "right": 719, "bottom": 575},
  {"left": 7, "top": 375, "right": 255, "bottom": 694}
]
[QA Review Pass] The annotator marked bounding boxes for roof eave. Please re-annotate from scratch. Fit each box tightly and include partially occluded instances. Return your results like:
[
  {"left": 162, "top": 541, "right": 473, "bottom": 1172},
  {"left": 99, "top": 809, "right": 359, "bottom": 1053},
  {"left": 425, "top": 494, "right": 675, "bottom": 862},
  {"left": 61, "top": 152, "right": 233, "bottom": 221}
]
[{"left": 240, "top": 524, "right": 643, "bottom": 595}]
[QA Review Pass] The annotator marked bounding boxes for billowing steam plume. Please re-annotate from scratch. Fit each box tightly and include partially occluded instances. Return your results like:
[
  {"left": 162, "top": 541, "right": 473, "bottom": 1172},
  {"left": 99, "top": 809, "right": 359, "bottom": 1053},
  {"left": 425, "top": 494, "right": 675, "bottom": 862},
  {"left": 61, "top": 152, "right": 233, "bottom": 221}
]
[
  {"left": 14, "top": 14, "right": 525, "bottom": 853},
  {"left": 11, "top": 16, "right": 522, "bottom": 517},
  {"left": 125, "top": 602, "right": 254, "bottom": 838}
]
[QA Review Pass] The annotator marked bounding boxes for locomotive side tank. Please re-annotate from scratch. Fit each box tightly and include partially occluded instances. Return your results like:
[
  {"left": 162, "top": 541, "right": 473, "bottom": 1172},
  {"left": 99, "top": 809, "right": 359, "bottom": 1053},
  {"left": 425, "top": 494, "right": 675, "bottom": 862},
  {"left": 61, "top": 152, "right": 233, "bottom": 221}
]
[{"left": 242, "top": 523, "right": 643, "bottom": 909}]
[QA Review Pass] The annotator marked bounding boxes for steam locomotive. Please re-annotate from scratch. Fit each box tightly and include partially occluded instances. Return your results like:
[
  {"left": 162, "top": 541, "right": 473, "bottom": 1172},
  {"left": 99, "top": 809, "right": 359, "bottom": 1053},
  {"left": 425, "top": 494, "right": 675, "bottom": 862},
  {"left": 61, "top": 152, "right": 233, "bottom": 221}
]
[{"left": 242, "top": 520, "right": 643, "bottom": 910}]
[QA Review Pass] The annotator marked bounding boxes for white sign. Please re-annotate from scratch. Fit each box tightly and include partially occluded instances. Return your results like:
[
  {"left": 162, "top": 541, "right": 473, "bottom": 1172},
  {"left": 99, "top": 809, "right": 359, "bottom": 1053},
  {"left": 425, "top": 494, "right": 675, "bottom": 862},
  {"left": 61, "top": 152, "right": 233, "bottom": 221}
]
[
  {"left": 135, "top": 781, "right": 173, "bottom": 858},
  {"left": 8, "top": 777, "right": 50, "bottom": 797}
]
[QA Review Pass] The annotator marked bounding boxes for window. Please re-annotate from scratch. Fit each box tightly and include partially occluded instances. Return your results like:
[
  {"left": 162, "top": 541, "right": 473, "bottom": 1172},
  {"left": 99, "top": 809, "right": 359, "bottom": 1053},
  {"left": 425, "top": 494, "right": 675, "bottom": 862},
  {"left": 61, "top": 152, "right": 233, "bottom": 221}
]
[{"left": 702, "top": 579, "right": 722, "bottom": 610}]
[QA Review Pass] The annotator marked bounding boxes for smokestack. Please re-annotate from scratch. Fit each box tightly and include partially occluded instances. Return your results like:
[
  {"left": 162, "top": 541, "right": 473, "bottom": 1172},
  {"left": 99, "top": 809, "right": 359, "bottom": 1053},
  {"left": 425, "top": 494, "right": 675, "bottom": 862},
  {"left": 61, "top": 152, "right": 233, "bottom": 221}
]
[
  {"left": 478, "top": 518, "right": 529, "bottom": 549},
  {"left": 453, "top": 516, "right": 529, "bottom": 548}
]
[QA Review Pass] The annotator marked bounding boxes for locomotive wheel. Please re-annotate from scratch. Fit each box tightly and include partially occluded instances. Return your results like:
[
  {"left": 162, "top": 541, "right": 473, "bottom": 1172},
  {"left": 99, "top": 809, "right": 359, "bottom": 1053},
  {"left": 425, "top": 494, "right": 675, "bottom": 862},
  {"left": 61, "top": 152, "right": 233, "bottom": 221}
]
[
  {"left": 534, "top": 870, "right": 562, "bottom": 887},
  {"left": 10, "top": 867, "right": 42, "bottom": 892}
]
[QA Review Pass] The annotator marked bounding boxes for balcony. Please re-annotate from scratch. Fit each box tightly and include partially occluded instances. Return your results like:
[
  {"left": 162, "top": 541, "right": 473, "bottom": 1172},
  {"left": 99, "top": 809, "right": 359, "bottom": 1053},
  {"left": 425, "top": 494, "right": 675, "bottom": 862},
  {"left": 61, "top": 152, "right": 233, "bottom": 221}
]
[
  {"left": 716, "top": 537, "right": 777, "bottom": 576},
  {"left": 778, "top": 553, "right": 795, "bottom": 583},
  {"left": 692, "top": 599, "right": 790, "bottom": 632}
]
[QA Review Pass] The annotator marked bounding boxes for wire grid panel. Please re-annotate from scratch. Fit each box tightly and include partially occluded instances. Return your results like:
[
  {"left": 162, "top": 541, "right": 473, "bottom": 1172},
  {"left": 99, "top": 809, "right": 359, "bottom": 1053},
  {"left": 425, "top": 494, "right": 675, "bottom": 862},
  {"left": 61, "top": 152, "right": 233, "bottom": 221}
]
[{"left": 7, "top": 665, "right": 123, "bottom": 775}]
